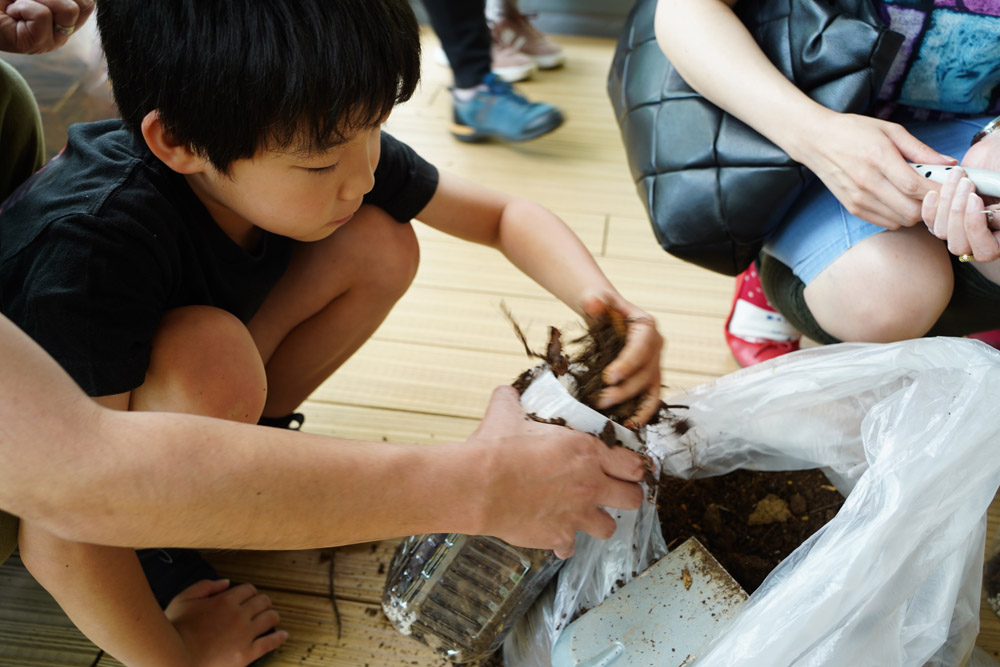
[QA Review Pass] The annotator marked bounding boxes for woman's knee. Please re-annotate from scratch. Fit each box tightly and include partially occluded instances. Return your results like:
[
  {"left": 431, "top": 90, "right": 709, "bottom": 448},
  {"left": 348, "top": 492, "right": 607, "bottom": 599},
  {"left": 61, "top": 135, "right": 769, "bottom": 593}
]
[
  {"left": 806, "top": 229, "right": 954, "bottom": 342},
  {"left": 131, "top": 305, "right": 267, "bottom": 421}
]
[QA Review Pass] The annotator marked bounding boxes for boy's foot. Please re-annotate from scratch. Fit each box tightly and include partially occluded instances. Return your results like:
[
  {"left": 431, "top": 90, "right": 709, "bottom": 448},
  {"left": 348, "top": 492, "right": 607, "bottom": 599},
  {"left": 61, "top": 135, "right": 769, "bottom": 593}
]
[
  {"left": 433, "top": 43, "right": 536, "bottom": 84},
  {"left": 141, "top": 549, "right": 286, "bottom": 665},
  {"left": 725, "top": 264, "right": 801, "bottom": 367},
  {"left": 257, "top": 412, "right": 305, "bottom": 430},
  {"left": 450, "top": 73, "right": 563, "bottom": 143},
  {"left": 166, "top": 579, "right": 287, "bottom": 667},
  {"left": 489, "top": 5, "right": 566, "bottom": 70}
]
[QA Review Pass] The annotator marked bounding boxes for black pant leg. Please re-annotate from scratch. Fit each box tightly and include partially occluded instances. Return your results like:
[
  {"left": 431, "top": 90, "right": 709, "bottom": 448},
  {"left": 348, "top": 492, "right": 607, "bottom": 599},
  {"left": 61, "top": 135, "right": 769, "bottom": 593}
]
[
  {"left": 421, "top": 0, "right": 491, "bottom": 88},
  {"left": 758, "top": 253, "right": 841, "bottom": 345}
]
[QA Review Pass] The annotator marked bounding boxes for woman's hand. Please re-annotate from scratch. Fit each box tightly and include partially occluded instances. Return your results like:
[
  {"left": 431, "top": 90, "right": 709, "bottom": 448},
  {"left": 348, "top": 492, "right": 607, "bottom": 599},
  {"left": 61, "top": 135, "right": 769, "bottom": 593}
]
[
  {"left": 790, "top": 110, "right": 957, "bottom": 230},
  {"left": 921, "top": 131, "right": 1000, "bottom": 263},
  {"left": 582, "top": 293, "right": 663, "bottom": 426}
]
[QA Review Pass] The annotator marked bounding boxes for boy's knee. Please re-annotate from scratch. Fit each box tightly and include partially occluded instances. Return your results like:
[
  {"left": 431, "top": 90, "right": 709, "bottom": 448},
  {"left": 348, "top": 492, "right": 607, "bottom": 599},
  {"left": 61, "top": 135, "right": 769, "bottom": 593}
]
[
  {"left": 356, "top": 206, "right": 419, "bottom": 297},
  {"left": 133, "top": 305, "right": 267, "bottom": 422}
]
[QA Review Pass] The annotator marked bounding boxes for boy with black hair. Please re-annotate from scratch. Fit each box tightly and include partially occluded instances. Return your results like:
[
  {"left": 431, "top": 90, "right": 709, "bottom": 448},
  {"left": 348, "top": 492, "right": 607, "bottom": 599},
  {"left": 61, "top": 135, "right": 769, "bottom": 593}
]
[{"left": 0, "top": 0, "right": 663, "bottom": 664}]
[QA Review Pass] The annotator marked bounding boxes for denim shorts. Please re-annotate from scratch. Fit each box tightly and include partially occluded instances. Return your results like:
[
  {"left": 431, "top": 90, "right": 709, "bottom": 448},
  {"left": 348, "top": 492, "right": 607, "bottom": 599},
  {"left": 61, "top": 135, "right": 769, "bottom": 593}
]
[{"left": 764, "top": 115, "right": 996, "bottom": 285}]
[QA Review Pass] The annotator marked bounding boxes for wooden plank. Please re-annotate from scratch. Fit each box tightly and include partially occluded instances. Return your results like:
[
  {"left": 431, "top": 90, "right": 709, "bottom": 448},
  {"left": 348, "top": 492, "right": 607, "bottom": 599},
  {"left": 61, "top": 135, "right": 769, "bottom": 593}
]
[
  {"left": 0, "top": 557, "right": 103, "bottom": 667},
  {"left": 409, "top": 231, "right": 733, "bottom": 318},
  {"left": 410, "top": 209, "right": 608, "bottom": 257},
  {"left": 605, "top": 214, "right": 673, "bottom": 264},
  {"left": 205, "top": 541, "right": 399, "bottom": 605},
  {"left": 373, "top": 287, "right": 738, "bottom": 378},
  {"left": 979, "top": 492, "right": 1000, "bottom": 659},
  {"left": 98, "top": 589, "right": 456, "bottom": 667},
  {"left": 233, "top": 591, "right": 449, "bottom": 667},
  {"left": 297, "top": 402, "right": 479, "bottom": 445},
  {"left": 308, "top": 339, "right": 717, "bottom": 420}
]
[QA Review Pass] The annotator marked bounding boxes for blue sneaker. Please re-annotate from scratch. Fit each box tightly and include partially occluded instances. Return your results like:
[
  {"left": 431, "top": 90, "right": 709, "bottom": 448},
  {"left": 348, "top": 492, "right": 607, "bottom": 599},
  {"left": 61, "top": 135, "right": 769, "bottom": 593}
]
[{"left": 451, "top": 73, "right": 564, "bottom": 143}]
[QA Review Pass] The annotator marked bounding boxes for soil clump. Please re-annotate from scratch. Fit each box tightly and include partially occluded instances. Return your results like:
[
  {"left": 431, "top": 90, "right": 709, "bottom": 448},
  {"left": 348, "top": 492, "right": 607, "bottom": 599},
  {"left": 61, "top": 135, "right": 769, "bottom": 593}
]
[{"left": 656, "top": 469, "right": 844, "bottom": 593}]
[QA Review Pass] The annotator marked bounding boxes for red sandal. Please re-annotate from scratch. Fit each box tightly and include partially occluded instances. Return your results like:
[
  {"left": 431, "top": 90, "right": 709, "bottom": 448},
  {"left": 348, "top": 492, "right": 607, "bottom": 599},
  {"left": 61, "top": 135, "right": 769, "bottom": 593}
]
[{"left": 725, "top": 264, "right": 801, "bottom": 367}]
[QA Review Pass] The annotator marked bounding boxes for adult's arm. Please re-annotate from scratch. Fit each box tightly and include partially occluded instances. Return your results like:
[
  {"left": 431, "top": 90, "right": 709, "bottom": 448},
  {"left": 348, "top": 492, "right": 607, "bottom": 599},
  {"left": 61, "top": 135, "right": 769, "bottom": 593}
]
[
  {"left": 0, "top": 315, "right": 644, "bottom": 557},
  {"left": 653, "top": 0, "right": 951, "bottom": 229}
]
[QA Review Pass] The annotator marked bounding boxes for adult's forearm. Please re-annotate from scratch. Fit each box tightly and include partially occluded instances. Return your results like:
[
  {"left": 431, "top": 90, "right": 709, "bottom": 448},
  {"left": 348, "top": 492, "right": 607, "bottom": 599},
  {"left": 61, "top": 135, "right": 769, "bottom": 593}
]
[
  {"left": 22, "top": 409, "right": 493, "bottom": 549},
  {"left": 0, "top": 316, "right": 645, "bottom": 556},
  {"left": 0, "top": 315, "right": 485, "bottom": 549},
  {"left": 653, "top": 0, "right": 828, "bottom": 161}
]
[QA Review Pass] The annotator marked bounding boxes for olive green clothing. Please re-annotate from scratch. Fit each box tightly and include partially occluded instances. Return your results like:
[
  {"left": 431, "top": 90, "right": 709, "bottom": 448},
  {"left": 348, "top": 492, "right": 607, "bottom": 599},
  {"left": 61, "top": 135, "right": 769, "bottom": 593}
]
[
  {"left": 0, "top": 511, "right": 16, "bottom": 564},
  {"left": 0, "top": 58, "right": 44, "bottom": 203},
  {"left": 0, "top": 57, "right": 43, "bottom": 564}
]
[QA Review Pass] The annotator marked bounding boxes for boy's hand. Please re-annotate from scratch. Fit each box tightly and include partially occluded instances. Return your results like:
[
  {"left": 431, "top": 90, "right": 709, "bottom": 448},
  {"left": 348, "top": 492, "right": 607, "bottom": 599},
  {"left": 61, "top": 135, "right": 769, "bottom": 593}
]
[
  {"left": 583, "top": 294, "right": 663, "bottom": 425},
  {"left": 469, "top": 387, "right": 647, "bottom": 559},
  {"left": 166, "top": 579, "right": 288, "bottom": 667},
  {"left": 0, "top": 0, "right": 94, "bottom": 54}
]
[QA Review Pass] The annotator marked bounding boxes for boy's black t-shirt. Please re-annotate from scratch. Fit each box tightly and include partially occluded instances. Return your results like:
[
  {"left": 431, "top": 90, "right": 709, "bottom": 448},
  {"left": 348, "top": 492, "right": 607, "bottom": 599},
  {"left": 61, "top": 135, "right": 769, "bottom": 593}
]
[{"left": 0, "top": 119, "right": 438, "bottom": 397}]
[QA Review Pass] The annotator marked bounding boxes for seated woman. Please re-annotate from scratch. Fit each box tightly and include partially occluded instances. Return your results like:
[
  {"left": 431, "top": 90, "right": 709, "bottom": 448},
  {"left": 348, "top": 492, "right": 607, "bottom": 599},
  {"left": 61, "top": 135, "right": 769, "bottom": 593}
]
[{"left": 654, "top": 0, "right": 1000, "bottom": 365}]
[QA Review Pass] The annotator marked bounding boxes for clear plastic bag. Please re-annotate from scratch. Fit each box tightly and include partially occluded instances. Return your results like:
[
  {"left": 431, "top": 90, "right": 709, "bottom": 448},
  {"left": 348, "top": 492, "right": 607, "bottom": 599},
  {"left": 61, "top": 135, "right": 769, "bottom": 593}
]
[{"left": 507, "top": 338, "right": 1000, "bottom": 666}]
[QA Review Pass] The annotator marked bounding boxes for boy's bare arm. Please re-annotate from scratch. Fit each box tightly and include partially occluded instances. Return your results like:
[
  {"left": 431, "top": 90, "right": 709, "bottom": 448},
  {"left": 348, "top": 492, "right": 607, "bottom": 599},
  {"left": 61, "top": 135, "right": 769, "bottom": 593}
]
[
  {"left": 416, "top": 171, "right": 664, "bottom": 423},
  {"left": 0, "top": 316, "right": 644, "bottom": 555}
]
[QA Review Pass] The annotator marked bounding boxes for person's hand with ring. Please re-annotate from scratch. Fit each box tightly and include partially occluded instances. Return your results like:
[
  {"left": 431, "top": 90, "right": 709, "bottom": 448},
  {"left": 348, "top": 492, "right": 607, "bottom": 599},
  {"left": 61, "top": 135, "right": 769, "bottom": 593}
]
[
  {"left": 0, "top": 0, "right": 94, "bottom": 55},
  {"left": 921, "top": 124, "right": 1000, "bottom": 265}
]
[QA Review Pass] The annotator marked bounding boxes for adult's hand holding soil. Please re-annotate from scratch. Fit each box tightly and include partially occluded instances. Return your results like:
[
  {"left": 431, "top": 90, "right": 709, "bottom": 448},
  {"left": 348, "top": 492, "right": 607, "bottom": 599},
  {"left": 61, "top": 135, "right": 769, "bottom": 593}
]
[
  {"left": 467, "top": 386, "right": 646, "bottom": 559},
  {"left": 580, "top": 294, "right": 663, "bottom": 426},
  {"left": 789, "top": 109, "right": 954, "bottom": 230}
]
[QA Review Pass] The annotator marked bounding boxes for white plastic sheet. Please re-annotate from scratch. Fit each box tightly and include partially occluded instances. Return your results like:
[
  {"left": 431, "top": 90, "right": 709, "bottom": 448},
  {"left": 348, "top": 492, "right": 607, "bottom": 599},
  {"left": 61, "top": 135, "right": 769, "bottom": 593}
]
[{"left": 507, "top": 338, "right": 1000, "bottom": 667}]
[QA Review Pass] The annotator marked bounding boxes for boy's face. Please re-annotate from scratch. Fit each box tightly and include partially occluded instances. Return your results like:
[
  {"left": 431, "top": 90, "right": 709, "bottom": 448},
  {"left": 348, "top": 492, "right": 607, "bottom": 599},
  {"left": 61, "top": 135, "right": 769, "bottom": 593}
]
[{"left": 187, "top": 125, "right": 382, "bottom": 246}]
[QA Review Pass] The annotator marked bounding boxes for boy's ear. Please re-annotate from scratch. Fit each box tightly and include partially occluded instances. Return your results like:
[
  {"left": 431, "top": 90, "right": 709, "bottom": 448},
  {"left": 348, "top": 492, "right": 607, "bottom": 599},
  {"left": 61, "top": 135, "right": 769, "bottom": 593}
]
[{"left": 140, "top": 111, "right": 209, "bottom": 174}]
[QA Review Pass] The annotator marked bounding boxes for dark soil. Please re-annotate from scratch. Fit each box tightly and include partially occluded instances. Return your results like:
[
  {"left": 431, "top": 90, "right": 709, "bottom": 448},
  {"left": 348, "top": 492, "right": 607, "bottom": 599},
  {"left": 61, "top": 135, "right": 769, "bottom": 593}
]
[
  {"left": 656, "top": 468, "right": 845, "bottom": 593},
  {"left": 984, "top": 551, "right": 1000, "bottom": 617},
  {"left": 507, "top": 307, "right": 647, "bottom": 428},
  {"left": 507, "top": 311, "right": 846, "bottom": 596}
]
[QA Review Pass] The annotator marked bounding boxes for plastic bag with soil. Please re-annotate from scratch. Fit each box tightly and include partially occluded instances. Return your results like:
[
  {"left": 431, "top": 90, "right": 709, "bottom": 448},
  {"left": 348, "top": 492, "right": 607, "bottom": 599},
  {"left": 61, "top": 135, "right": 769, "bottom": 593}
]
[
  {"left": 507, "top": 338, "right": 1000, "bottom": 667},
  {"left": 382, "top": 312, "right": 663, "bottom": 664}
]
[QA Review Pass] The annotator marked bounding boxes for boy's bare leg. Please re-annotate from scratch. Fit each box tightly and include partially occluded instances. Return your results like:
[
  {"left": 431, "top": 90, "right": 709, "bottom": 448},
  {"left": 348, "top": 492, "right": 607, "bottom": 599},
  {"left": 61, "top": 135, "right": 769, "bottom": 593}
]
[
  {"left": 249, "top": 204, "right": 419, "bottom": 417},
  {"left": 19, "top": 307, "right": 287, "bottom": 666},
  {"left": 19, "top": 522, "right": 284, "bottom": 666}
]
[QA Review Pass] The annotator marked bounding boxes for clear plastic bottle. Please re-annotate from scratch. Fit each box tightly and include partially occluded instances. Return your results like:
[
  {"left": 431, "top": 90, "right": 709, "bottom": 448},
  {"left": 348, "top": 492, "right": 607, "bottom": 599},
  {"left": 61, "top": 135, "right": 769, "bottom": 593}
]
[{"left": 382, "top": 532, "right": 563, "bottom": 662}]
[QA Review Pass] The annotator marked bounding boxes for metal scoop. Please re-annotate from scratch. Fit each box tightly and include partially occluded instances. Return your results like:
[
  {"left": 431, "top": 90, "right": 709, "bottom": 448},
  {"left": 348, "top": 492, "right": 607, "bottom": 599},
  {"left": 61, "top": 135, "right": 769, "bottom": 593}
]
[{"left": 550, "top": 537, "right": 747, "bottom": 667}]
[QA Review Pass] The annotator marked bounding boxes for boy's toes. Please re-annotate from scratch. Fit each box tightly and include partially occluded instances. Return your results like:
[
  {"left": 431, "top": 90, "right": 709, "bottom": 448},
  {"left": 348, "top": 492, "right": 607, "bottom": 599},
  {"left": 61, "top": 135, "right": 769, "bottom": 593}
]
[
  {"left": 242, "top": 590, "right": 274, "bottom": 617},
  {"left": 227, "top": 581, "right": 260, "bottom": 603},
  {"left": 251, "top": 608, "right": 281, "bottom": 637},
  {"left": 249, "top": 629, "right": 289, "bottom": 663},
  {"left": 173, "top": 577, "right": 231, "bottom": 601}
]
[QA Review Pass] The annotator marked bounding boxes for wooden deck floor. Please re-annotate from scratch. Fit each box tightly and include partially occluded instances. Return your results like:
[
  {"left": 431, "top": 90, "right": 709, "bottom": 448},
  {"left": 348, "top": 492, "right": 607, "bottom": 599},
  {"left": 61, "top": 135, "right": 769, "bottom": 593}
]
[{"left": 2, "top": 26, "right": 1000, "bottom": 666}]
